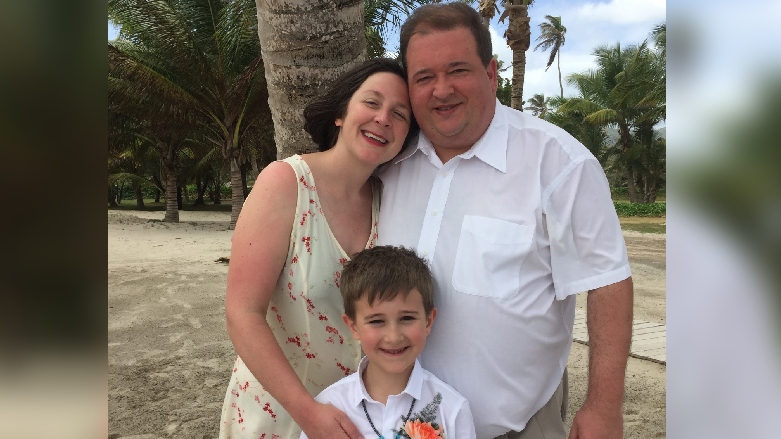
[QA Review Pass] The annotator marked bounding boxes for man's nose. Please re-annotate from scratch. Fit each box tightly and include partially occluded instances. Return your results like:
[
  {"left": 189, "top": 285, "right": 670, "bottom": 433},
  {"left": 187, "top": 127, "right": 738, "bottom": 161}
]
[{"left": 432, "top": 77, "right": 453, "bottom": 100}]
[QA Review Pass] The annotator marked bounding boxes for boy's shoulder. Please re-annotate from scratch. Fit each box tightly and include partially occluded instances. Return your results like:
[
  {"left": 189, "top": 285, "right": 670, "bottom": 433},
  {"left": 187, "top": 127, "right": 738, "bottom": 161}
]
[
  {"left": 416, "top": 363, "right": 469, "bottom": 406},
  {"left": 314, "top": 369, "right": 361, "bottom": 404}
]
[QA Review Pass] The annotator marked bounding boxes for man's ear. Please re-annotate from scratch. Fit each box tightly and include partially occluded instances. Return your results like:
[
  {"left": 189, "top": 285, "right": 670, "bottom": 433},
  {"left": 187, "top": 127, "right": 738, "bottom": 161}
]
[
  {"left": 425, "top": 308, "right": 437, "bottom": 336},
  {"left": 487, "top": 57, "right": 498, "bottom": 94},
  {"left": 343, "top": 314, "right": 360, "bottom": 341}
]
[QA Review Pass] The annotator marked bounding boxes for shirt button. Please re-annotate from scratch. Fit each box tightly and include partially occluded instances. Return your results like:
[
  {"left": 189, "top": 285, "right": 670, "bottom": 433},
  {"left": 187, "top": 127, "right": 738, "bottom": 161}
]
[
  {"left": 422, "top": 250, "right": 429, "bottom": 256},
  {"left": 441, "top": 171, "right": 448, "bottom": 178},
  {"left": 432, "top": 210, "right": 438, "bottom": 216}
]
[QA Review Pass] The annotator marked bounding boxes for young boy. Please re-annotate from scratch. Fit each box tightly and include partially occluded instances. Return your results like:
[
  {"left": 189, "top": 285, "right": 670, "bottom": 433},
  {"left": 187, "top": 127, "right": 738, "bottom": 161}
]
[{"left": 300, "top": 246, "right": 476, "bottom": 439}]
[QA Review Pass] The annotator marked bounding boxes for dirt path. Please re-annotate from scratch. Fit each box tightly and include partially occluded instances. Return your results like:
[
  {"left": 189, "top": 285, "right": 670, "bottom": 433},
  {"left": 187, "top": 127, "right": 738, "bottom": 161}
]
[{"left": 108, "top": 211, "right": 666, "bottom": 438}]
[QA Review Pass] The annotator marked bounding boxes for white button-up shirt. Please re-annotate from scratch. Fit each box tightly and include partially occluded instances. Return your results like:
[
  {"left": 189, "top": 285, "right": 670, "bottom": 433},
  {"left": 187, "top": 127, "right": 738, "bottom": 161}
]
[
  {"left": 300, "top": 357, "right": 476, "bottom": 439},
  {"left": 377, "top": 100, "right": 631, "bottom": 438}
]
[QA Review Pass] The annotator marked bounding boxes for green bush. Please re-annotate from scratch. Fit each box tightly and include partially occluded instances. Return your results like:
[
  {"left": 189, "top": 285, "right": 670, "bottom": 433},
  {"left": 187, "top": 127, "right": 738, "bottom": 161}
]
[{"left": 613, "top": 202, "right": 666, "bottom": 217}]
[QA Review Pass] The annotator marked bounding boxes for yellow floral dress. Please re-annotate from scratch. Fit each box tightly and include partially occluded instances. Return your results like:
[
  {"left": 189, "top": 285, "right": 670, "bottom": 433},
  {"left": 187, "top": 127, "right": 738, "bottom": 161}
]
[{"left": 219, "top": 155, "right": 377, "bottom": 438}]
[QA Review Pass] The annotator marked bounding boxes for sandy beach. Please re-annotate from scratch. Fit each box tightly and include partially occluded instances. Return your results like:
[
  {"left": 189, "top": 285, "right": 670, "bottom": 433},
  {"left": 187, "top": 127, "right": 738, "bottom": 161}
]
[{"left": 108, "top": 210, "right": 666, "bottom": 438}]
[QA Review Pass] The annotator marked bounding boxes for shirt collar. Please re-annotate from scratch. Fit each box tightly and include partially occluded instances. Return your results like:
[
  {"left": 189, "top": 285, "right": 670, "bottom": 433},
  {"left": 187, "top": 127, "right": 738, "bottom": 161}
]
[
  {"left": 393, "top": 99, "right": 508, "bottom": 173},
  {"left": 352, "top": 356, "right": 425, "bottom": 407}
]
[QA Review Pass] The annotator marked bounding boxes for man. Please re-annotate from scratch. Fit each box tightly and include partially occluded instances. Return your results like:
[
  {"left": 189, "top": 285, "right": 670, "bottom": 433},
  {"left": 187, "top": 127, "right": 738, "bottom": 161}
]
[{"left": 377, "top": 3, "right": 634, "bottom": 439}]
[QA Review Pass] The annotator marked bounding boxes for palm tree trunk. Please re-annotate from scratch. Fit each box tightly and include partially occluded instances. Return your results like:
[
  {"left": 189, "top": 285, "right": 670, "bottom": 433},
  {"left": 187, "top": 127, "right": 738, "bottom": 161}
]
[
  {"left": 619, "top": 124, "right": 638, "bottom": 203},
  {"left": 504, "top": 2, "right": 531, "bottom": 111},
  {"left": 511, "top": 49, "right": 527, "bottom": 110},
  {"left": 557, "top": 52, "right": 563, "bottom": 98},
  {"left": 135, "top": 184, "right": 145, "bottom": 208},
  {"left": 163, "top": 165, "right": 179, "bottom": 222},
  {"left": 255, "top": 0, "right": 366, "bottom": 159},
  {"left": 229, "top": 158, "right": 244, "bottom": 229}
]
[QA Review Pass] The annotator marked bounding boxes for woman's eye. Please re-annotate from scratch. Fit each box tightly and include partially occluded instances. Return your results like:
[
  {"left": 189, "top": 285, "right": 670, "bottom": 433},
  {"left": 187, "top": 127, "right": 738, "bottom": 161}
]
[
  {"left": 393, "top": 111, "right": 408, "bottom": 121},
  {"left": 365, "top": 100, "right": 379, "bottom": 107}
]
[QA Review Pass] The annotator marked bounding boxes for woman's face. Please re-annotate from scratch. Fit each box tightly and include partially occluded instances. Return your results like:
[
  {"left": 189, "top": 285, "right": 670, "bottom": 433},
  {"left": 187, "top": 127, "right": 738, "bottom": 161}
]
[{"left": 335, "top": 72, "right": 411, "bottom": 165}]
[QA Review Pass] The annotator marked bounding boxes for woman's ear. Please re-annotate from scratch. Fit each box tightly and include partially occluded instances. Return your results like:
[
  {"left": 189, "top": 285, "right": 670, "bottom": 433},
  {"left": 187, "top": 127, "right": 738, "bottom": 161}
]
[{"left": 343, "top": 314, "right": 360, "bottom": 341}]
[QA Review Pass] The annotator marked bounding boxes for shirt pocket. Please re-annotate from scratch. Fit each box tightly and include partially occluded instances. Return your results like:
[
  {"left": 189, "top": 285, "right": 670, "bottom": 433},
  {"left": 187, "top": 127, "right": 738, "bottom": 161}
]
[{"left": 452, "top": 215, "right": 534, "bottom": 299}]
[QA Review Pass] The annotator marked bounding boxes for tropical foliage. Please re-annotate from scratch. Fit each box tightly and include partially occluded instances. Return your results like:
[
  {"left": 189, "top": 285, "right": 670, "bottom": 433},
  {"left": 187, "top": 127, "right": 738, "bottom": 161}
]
[
  {"left": 555, "top": 25, "right": 666, "bottom": 204},
  {"left": 533, "top": 15, "right": 566, "bottom": 98},
  {"left": 524, "top": 93, "right": 551, "bottom": 117},
  {"left": 108, "top": 0, "right": 273, "bottom": 227}
]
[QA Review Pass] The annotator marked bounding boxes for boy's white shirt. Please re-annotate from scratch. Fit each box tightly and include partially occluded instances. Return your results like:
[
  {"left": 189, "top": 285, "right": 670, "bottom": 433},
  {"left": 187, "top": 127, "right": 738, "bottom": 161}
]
[{"left": 299, "top": 356, "right": 476, "bottom": 439}]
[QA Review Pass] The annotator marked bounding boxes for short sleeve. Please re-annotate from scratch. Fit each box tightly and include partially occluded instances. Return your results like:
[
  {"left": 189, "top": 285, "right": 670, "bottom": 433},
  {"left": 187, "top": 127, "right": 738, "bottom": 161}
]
[
  {"left": 447, "top": 398, "right": 477, "bottom": 439},
  {"left": 544, "top": 158, "right": 631, "bottom": 298}
]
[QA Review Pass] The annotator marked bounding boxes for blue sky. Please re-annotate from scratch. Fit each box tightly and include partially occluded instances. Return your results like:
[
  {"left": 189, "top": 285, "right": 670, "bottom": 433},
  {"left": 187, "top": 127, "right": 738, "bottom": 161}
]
[{"left": 108, "top": 0, "right": 666, "bottom": 101}]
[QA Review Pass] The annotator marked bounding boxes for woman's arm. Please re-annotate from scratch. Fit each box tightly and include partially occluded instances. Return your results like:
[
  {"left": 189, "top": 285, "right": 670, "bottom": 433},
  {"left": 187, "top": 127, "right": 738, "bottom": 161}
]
[{"left": 225, "top": 161, "right": 362, "bottom": 439}]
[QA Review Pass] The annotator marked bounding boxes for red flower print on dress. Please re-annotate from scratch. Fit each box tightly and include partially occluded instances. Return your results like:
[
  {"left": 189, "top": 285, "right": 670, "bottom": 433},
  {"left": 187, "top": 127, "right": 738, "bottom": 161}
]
[
  {"left": 299, "top": 175, "right": 309, "bottom": 189},
  {"left": 318, "top": 313, "right": 328, "bottom": 321},
  {"left": 300, "top": 211, "right": 308, "bottom": 226},
  {"left": 287, "top": 336, "right": 301, "bottom": 347},
  {"left": 335, "top": 359, "right": 352, "bottom": 376},
  {"left": 333, "top": 271, "right": 341, "bottom": 287},
  {"left": 262, "top": 402, "right": 277, "bottom": 421},
  {"left": 291, "top": 254, "right": 298, "bottom": 264},
  {"left": 326, "top": 326, "right": 344, "bottom": 344},
  {"left": 239, "top": 381, "right": 249, "bottom": 392},
  {"left": 270, "top": 306, "right": 285, "bottom": 330},
  {"left": 299, "top": 293, "right": 315, "bottom": 314},
  {"left": 339, "top": 257, "right": 348, "bottom": 267},
  {"left": 302, "top": 236, "right": 312, "bottom": 254}
]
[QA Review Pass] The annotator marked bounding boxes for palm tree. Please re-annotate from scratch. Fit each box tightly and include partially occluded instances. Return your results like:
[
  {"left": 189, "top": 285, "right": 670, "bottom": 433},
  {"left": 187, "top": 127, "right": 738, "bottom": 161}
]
[
  {"left": 477, "top": 0, "right": 535, "bottom": 110},
  {"left": 109, "top": 0, "right": 271, "bottom": 228},
  {"left": 534, "top": 15, "right": 566, "bottom": 98},
  {"left": 561, "top": 43, "right": 643, "bottom": 202},
  {"left": 561, "top": 42, "right": 665, "bottom": 203},
  {"left": 253, "top": 0, "right": 367, "bottom": 159},
  {"left": 498, "top": 0, "right": 535, "bottom": 110},
  {"left": 524, "top": 93, "right": 551, "bottom": 117}
]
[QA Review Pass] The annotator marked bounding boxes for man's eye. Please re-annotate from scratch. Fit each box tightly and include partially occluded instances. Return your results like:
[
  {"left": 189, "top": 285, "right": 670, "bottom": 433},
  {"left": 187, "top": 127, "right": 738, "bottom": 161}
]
[
  {"left": 416, "top": 76, "right": 432, "bottom": 83},
  {"left": 451, "top": 69, "right": 467, "bottom": 74}
]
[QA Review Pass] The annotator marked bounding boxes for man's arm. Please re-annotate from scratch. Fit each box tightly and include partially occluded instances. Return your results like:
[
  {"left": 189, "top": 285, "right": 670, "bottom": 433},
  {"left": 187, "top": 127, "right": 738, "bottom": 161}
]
[{"left": 569, "top": 277, "right": 633, "bottom": 439}]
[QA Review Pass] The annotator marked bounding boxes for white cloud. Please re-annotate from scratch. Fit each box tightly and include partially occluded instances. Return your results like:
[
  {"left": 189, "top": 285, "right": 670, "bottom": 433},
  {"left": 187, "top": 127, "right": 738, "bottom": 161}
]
[
  {"left": 489, "top": 25, "right": 513, "bottom": 80},
  {"left": 575, "top": 0, "right": 666, "bottom": 25}
]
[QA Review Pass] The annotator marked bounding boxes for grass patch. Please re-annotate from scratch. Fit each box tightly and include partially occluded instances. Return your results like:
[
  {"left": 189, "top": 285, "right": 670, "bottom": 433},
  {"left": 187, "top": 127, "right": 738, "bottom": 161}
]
[
  {"left": 614, "top": 202, "right": 666, "bottom": 217},
  {"left": 619, "top": 217, "right": 666, "bottom": 234}
]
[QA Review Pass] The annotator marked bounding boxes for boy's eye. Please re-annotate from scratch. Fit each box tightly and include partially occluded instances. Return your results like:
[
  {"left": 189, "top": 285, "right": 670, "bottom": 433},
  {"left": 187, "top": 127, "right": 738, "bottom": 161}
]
[
  {"left": 401, "top": 315, "right": 416, "bottom": 321},
  {"left": 368, "top": 319, "right": 384, "bottom": 325}
]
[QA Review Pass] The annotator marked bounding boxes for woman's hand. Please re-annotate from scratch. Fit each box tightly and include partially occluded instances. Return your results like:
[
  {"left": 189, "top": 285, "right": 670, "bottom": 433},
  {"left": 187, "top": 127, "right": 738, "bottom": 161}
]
[{"left": 298, "top": 401, "right": 364, "bottom": 439}]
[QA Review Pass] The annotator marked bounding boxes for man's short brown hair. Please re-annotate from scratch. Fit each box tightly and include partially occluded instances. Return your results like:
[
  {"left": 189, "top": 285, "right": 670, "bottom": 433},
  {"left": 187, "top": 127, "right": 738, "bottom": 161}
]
[
  {"left": 399, "top": 2, "right": 493, "bottom": 70},
  {"left": 340, "top": 246, "right": 434, "bottom": 320}
]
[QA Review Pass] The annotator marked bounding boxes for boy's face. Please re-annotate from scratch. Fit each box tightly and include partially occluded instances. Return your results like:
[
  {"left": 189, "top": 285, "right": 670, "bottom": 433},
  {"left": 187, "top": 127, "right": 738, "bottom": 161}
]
[{"left": 343, "top": 289, "right": 436, "bottom": 378}]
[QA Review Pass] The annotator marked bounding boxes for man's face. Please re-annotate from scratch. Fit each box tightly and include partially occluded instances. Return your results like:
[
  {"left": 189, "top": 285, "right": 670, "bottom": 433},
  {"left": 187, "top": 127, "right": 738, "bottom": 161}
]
[{"left": 406, "top": 27, "right": 498, "bottom": 163}]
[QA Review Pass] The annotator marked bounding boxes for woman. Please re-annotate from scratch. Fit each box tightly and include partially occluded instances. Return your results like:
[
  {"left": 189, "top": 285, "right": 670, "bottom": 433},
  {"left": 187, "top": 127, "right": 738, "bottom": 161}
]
[{"left": 219, "top": 59, "right": 415, "bottom": 439}]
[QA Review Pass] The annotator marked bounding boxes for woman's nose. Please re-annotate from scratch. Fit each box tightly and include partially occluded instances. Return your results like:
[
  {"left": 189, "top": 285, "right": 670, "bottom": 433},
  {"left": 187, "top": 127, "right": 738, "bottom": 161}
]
[{"left": 375, "top": 110, "right": 391, "bottom": 127}]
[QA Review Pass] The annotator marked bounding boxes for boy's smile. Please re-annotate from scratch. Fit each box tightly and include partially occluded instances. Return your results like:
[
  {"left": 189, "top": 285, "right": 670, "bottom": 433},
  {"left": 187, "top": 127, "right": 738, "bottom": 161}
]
[{"left": 343, "top": 289, "right": 436, "bottom": 384}]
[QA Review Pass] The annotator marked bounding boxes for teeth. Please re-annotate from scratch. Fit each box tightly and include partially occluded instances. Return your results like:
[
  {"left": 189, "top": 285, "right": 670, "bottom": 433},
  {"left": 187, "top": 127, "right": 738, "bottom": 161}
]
[
  {"left": 363, "top": 131, "right": 387, "bottom": 144},
  {"left": 383, "top": 347, "right": 407, "bottom": 354},
  {"left": 436, "top": 105, "right": 455, "bottom": 111}
]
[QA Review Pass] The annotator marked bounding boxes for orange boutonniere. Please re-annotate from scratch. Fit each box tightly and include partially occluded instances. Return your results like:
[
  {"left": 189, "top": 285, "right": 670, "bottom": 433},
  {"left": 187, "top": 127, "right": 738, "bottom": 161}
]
[{"left": 403, "top": 419, "right": 445, "bottom": 439}]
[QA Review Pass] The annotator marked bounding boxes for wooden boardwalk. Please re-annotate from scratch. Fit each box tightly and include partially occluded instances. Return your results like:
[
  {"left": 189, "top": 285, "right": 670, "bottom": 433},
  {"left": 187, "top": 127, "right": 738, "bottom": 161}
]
[{"left": 572, "top": 309, "right": 666, "bottom": 364}]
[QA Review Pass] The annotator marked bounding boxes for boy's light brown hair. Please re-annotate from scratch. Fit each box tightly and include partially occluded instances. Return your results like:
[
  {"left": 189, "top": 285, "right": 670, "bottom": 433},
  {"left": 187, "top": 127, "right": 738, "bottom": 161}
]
[{"left": 340, "top": 246, "right": 434, "bottom": 320}]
